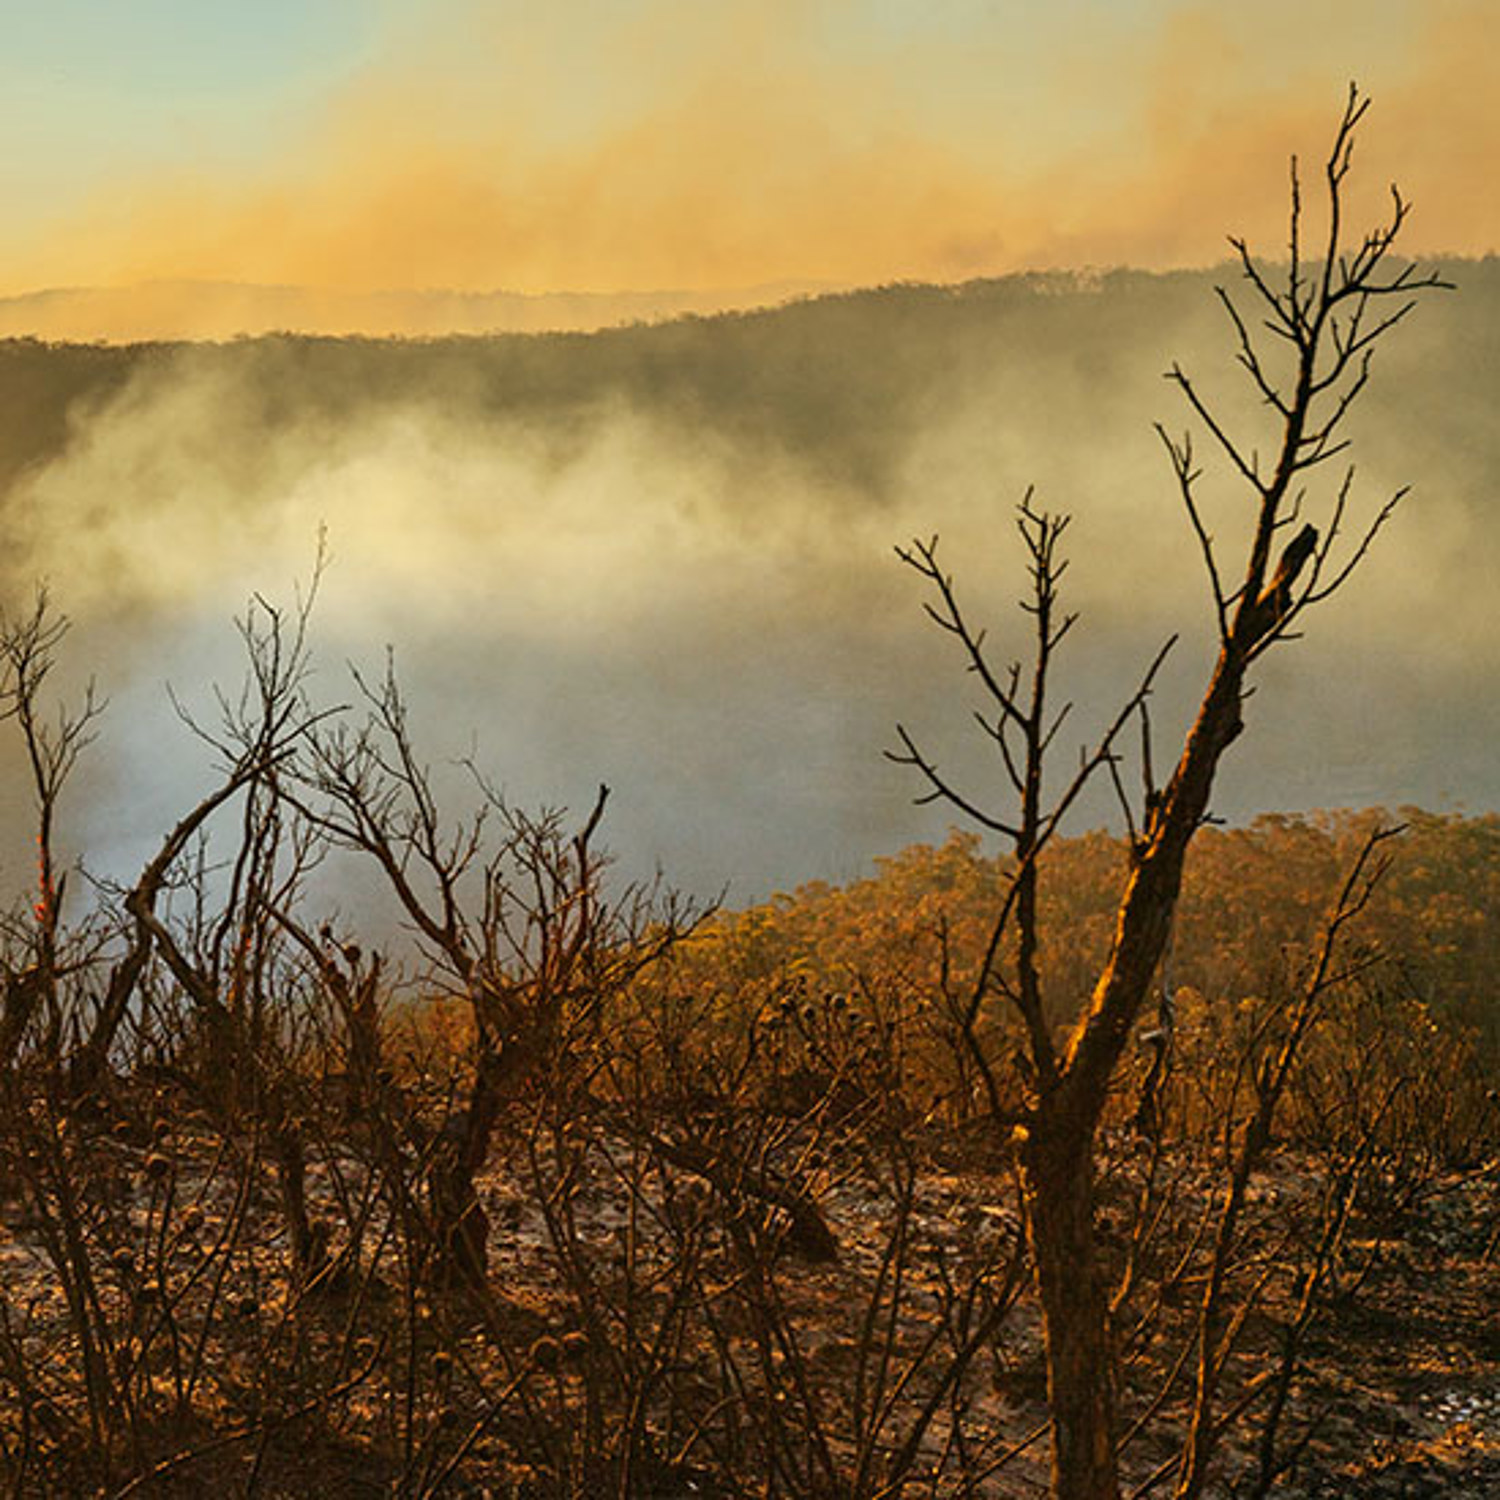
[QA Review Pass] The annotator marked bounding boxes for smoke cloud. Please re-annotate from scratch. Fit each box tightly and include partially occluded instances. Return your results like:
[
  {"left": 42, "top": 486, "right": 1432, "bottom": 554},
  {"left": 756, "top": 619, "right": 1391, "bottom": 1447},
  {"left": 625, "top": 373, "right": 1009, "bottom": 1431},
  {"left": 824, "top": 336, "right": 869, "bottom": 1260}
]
[
  {"left": 2, "top": 0, "right": 1497, "bottom": 340},
  {"left": 2, "top": 261, "right": 1494, "bottom": 904}
]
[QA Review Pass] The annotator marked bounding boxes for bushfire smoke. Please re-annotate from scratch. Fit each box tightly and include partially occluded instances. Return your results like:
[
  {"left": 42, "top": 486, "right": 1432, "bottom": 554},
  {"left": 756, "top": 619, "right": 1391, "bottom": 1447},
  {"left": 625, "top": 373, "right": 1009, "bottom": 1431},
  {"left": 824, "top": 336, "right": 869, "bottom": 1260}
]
[{"left": 1, "top": 263, "right": 1495, "bottom": 903}]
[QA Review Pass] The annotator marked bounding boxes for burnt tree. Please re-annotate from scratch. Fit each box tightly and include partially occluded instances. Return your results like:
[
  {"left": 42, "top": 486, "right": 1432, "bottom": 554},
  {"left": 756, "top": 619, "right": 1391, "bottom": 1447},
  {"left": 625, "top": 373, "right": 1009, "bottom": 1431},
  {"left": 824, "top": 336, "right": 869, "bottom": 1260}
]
[{"left": 891, "top": 87, "right": 1448, "bottom": 1500}]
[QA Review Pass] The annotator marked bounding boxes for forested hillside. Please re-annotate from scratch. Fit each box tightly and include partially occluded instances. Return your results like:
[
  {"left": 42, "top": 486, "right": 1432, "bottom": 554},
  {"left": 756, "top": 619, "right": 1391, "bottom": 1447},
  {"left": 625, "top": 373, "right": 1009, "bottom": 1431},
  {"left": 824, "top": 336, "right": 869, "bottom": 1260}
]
[
  {"left": 1, "top": 262, "right": 1498, "bottom": 897},
  {"left": 698, "top": 809, "right": 1500, "bottom": 1054}
]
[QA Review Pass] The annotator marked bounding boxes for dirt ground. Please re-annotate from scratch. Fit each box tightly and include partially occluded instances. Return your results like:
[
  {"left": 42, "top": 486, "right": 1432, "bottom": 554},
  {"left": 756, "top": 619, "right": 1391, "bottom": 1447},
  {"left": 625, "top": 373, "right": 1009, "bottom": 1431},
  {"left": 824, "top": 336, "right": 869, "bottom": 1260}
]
[{"left": 1, "top": 1125, "right": 1496, "bottom": 1498}]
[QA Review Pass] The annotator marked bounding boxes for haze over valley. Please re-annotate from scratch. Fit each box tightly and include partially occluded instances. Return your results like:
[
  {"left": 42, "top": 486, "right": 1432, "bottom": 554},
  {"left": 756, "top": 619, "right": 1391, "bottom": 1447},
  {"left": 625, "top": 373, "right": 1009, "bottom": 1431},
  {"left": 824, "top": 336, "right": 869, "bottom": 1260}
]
[
  {"left": 3, "top": 0, "right": 1498, "bottom": 904},
  {"left": 2, "top": 260, "right": 1495, "bottom": 901}
]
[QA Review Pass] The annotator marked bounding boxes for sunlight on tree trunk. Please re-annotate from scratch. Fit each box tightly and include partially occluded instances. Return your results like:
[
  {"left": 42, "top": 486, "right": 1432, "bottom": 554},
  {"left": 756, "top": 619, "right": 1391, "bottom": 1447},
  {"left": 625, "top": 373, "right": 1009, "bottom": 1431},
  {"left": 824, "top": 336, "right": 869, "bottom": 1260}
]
[{"left": 892, "top": 85, "right": 1449, "bottom": 1500}]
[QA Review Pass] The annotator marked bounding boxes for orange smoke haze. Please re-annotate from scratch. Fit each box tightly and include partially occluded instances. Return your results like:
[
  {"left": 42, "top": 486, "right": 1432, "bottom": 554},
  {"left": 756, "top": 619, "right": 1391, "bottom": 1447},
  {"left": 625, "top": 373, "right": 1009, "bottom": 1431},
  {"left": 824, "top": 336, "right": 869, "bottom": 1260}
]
[{"left": 4, "top": 0, "right": 1496, "bottom": 338}]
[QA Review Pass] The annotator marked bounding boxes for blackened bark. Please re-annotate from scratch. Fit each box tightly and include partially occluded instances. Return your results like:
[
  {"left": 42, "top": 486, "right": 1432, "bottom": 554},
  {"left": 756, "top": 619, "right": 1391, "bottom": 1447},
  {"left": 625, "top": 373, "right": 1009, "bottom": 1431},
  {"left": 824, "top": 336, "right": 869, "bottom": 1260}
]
[
  {"left": 1022, "top": 1113, "right": 1120, "bottom": 1500},
  {"left": 1025, "top": 655, "right": 1251, "bottom": 1500},
  {"left": 426, "top": 1020, "right": 539, "bottom": 1285}
]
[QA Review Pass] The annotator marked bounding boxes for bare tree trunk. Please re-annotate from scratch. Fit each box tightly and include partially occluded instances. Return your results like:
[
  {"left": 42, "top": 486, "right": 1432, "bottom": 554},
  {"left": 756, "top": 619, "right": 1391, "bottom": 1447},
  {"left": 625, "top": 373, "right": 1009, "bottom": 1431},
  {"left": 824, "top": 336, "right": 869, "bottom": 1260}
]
[
  {"left": 892, "top": 92, "right": 1444, "bottom": 1499},
  {"left": 271, "top": 1112, "right": 322, "bottom": 1280},
  {"left": 1022, "top": 1112, "right": 1119, "bottom": 1500},
  {"left": 0, "top": 968, "right": 44, "bottom": 1071},
  {"left": 427, "top": 1026, "right": 529, "bottom": 1285},
  {"left": 428, "top": 1072, "right": 500, "bottom": 1285}
]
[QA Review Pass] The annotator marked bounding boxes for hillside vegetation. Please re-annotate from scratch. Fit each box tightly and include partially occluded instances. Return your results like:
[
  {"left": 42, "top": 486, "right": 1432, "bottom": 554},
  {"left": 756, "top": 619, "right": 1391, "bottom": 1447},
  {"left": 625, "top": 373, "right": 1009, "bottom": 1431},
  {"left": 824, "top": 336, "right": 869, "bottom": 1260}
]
[
  {"left": 0, "top": 590, "right": 1494, "bottom": 1493},
  {"left": 3, "top": 260, "right": 1498, "bottom": 504}
]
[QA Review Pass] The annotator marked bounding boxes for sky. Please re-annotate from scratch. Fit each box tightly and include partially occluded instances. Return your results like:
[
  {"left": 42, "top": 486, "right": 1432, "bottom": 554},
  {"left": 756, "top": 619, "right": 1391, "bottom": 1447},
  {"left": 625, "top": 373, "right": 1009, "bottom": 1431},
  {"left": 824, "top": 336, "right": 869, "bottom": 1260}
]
[
  {"left": 0, "top": 0, "right": 1496, "bottom": 321},
  {"left": 0, "top": 1, "right": 1493, "bottom": 905}
]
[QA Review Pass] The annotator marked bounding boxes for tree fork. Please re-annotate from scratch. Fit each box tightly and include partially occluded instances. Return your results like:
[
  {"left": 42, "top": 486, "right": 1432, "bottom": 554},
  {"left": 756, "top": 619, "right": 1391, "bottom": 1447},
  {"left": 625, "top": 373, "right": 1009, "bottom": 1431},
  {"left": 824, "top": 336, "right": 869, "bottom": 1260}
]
[{"left": 894, "top": 87, "right": 1446, "bottom": 1500}]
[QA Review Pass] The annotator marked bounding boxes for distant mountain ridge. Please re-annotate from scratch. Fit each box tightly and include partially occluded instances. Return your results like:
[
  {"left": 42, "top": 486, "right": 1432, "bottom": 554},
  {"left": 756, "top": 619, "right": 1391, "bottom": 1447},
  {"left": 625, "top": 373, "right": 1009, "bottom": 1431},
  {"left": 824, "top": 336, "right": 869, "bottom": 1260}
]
[
  {"left": 0, "top": 258, "right": 1493, "bottom": 896},
  {"left": 0, "top": 277, "right": 838, "bottom": 343}
]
